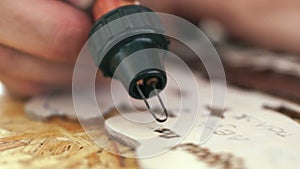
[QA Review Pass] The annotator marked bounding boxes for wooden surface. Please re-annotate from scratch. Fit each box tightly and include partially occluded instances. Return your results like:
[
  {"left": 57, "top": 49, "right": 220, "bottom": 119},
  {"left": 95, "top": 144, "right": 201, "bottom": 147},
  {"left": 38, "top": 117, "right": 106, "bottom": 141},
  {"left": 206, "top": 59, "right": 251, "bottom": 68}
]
[
  {"left": 0, "top": 93, "right": 139, "bottom": 169},
  {"left": 0, "top": 44, "right": 299, "bottom": 168}
]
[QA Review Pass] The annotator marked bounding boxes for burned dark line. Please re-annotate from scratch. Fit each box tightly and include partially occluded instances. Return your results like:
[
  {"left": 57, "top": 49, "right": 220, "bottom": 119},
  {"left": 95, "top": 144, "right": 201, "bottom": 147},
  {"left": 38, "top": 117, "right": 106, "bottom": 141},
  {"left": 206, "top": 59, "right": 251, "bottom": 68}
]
[
  {"left": 205, "top": 105, "right": 228, "bottom": 118},
  {"left": 263, "top": 105, "right": 300, "bottom": 120}
]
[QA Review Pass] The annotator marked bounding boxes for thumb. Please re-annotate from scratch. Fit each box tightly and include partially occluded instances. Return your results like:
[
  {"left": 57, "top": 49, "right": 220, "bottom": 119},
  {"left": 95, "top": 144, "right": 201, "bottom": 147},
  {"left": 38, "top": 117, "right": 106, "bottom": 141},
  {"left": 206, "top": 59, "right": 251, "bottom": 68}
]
[{"left": 64, "top": 0, "right": 95, "bottom": 10}]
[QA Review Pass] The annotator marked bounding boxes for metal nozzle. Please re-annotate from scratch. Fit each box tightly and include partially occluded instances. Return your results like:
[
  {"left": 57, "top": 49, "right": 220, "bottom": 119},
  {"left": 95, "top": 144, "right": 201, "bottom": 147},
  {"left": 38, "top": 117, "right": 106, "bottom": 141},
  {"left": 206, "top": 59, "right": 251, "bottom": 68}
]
[{"left": 136, "top": 81, "right": 168, "bottom": 123}]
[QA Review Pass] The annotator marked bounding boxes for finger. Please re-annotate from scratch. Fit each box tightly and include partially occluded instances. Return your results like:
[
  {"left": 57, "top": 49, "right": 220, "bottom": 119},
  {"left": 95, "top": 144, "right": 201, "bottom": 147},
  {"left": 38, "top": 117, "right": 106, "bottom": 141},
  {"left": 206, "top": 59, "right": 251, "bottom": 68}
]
[
  {"left": 0, "top": 45, "right": 74, "bottom": 86},
  {"left": 0, "top": 75, "right": 56, "bottom": 98},
  {"left": 0, "top": 71, "right": 107, "bottom": 98},
  {"left": 0, "top": 0, "right": 92, "bottom": 63},
  {"left": 140, "top": 0, "right": 229, "bottom": 20},
  {"left": 64, "top": 0, "right": 95, "bottom": 10}
]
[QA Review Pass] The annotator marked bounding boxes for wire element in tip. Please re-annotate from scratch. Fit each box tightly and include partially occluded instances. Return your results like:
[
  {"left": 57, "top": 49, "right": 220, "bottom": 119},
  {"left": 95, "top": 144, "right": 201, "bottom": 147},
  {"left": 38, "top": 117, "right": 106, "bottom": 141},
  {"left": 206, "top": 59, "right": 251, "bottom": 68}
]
[{"left": 136, "top": 83, "right": 168, "bottom": 122}]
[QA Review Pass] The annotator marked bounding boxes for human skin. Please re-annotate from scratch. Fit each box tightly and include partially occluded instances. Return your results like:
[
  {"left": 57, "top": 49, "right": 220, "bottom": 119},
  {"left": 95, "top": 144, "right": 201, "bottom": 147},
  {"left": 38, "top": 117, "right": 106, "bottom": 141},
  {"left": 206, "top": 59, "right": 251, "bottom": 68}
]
[
  {"left": 1, "top": 0, "right": 299, "bottom": 97},
  {"left": 140, "top": 0, "right": 300, "bottom": 54},
  {"left": 0, "top": 0, "right": 92, "bottom": 97}
]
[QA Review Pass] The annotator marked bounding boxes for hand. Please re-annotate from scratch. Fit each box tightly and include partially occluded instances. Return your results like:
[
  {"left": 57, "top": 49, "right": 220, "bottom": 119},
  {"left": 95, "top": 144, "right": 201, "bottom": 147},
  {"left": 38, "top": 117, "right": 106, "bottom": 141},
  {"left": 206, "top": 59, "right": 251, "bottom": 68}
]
[
  {"left": 140, "top": 0, "right": 300, "bottom": 54},
  {"left": 0, "top": 0, "right": 92, "bottom": 97}
]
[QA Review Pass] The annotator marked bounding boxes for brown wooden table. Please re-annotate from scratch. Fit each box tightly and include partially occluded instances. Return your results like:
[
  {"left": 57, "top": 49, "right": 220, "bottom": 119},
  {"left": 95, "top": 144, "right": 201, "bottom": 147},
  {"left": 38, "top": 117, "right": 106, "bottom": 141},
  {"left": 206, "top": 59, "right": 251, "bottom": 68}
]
[{"left": 0, "top": 93, "right": 139, "bottom": 169}]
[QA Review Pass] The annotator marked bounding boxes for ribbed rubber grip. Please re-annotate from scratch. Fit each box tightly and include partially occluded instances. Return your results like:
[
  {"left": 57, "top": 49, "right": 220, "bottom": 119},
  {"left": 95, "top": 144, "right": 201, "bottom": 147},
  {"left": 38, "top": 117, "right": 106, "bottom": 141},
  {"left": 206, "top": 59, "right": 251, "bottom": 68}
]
[{"left": 89, "top": 5, "right": 168, "bottom": 68}]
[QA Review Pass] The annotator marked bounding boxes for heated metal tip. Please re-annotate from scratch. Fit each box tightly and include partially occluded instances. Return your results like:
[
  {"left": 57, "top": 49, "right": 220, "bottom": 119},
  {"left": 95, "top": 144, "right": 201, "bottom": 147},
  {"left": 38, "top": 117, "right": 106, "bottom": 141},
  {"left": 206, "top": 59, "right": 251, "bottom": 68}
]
[{"left": 136, "top": 83, "right": 168, "bottom": 123}]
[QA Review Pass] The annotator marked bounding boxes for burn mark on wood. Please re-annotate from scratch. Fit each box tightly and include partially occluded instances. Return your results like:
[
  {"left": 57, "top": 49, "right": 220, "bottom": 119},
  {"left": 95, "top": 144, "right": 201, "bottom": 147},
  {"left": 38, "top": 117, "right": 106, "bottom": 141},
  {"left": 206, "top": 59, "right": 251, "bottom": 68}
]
[
  {"left": 168, "top": 112, "right": 177, "bottom": 118},
  {"left": 153, "top": 128, "right": 171, "bottom": 133},
  {"left": 263, "top": 105, "right": 300, "bottom": 120},
  {"left": 113, "top": 104, "right": 178, "bottom": 118},
  {"left": 172, "top": 143, "right": 246, "bottom": 169},
  {"left": 205, "top": 105, "right": 228, "bottom": 118},
  {"left": 153, "top": 128, "right": 180, "bottom": 139}
]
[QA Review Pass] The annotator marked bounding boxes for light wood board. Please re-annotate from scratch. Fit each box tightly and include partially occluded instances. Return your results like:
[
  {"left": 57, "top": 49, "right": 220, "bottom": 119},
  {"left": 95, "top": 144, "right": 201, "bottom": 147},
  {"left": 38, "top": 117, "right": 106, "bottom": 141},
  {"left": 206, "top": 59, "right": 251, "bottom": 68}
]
[{"left": 0, "top": 94, "right": 139, "bottom": 169}]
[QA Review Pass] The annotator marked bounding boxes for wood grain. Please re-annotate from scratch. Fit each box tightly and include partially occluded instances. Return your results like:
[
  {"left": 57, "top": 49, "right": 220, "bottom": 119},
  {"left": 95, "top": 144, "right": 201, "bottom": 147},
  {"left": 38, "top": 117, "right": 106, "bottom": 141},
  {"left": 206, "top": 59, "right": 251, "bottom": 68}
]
[{"left": 0, "top": 94, "right": 139, "bottom": 169}]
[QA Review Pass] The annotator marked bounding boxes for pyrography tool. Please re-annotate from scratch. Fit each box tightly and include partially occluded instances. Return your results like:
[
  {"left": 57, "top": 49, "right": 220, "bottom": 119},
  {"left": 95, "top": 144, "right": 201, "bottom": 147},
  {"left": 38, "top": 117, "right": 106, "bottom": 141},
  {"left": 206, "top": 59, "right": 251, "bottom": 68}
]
[{"left": 89, "top": 0, "right": 170, "bottom": 122}]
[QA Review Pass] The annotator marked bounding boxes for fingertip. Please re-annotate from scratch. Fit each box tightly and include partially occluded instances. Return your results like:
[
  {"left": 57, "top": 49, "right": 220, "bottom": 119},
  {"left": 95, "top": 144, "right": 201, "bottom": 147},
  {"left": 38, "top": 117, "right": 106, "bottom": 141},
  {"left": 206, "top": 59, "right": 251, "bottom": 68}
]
[
  {"left": 46, "top": 2, "right": 93, "bottom": 63},
  {"left": 0, "top": 0, "right": 93, "bottom": 64},
  {"left": 1, "top": 78, "right": 52, "bottom": 98}
]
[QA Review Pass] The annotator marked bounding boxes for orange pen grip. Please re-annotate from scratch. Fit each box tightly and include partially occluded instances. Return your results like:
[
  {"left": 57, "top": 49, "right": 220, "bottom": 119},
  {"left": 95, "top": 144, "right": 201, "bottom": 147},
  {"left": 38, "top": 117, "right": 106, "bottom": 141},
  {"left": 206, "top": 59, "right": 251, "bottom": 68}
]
[{"left": 92, "top": 0, "right": 139, "bottom": 20}]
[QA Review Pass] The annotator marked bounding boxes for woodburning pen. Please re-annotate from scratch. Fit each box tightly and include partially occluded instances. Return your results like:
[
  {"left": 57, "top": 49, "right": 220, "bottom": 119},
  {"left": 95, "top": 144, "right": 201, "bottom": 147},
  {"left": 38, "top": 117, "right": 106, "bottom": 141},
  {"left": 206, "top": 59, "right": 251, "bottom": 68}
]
[{"left": 89, "top": 0, "right": 170, "bottom": 122}]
